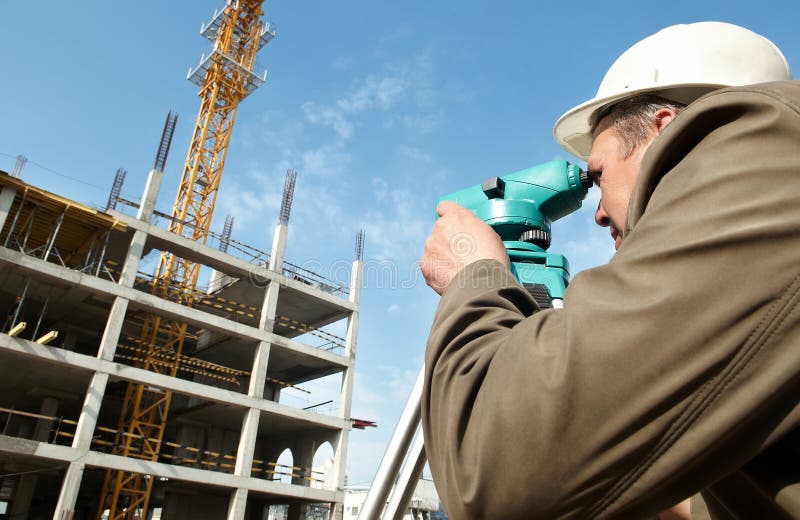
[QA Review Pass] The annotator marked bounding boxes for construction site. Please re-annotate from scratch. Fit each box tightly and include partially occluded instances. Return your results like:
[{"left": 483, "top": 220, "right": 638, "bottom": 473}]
[{"left": 0, "top": 1, "right": 366, "bottom": 519}]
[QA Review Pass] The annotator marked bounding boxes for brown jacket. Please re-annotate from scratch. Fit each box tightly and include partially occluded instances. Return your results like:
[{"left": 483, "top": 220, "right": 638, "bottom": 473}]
[{"left": 422, "top": 81, "right": 800, "bottom": 519}]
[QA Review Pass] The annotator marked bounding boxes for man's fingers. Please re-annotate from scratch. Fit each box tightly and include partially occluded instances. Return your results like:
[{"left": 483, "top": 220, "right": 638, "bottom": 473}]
[{"left": 436, "top": 200, "right": 462, "bottom": 217}]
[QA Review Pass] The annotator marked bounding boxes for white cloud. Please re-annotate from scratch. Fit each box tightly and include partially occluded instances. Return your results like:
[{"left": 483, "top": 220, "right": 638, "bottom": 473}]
[
  {"left": 300, "top": 144, "right": 351, "bottom": 179},
  {"left": 345, "top": 434, "right": 392, "bottom": 486},
  {"left": 358, "top": 182, "right": 431, "bottom": 263},
  {"left": 387, "top": 111, "right": 444, "bottom": 134},
  {"left": 302, "top": 52, "right": 440, "bottom": 142},
  {"left": 396, "top": 146, "right": 433, "bottom": 164},
  {"left": 301, "top": 75, "right": 410, "bottom": 140},
  {"left": 302, "top": 101, "right": 354, "bottom": 140},
  {"left": 337, "top": 76, "right": 409, "bottom": 113}
]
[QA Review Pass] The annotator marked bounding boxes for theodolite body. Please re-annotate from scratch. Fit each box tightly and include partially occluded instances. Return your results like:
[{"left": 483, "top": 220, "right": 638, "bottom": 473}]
[{"left": 439, "top": 160, "right": 591, "bottom": 306}]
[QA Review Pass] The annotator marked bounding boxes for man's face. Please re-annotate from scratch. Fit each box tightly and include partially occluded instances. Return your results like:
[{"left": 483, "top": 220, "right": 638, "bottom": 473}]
[{"left": 587, "top": 116, "right": 654, "bottom": 250}]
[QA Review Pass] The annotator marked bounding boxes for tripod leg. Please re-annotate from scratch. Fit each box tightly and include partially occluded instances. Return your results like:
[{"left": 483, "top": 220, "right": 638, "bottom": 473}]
[
  {"left": 384, "top": 432, "right": 426, "bottom": 520},
  {"left": 359, "top": 366, "right": 425, "bottom": 519}
]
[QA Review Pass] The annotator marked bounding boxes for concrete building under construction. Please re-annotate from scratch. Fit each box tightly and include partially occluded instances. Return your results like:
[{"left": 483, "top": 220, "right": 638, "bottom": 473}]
[
  {"left": 0, "top": 2, "right": 364, "bottom": 519},
  {"left": 0, "top": 160, "right": 363, "bottom": 520}
]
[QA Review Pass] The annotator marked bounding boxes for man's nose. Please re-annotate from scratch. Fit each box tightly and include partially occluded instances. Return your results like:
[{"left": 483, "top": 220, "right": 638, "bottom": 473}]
[{"left": 594, "top": 199, "right": 610, "bottom": 227}]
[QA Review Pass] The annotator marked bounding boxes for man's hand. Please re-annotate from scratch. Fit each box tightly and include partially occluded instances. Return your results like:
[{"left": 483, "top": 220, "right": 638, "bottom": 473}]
[{"left": 421, "top": 200, "right": 510, "bottom": 295}]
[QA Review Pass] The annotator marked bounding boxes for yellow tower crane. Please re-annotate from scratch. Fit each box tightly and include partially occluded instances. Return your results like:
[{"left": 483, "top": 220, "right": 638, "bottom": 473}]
[{"left": 97, "top": 2, "right": 274, "bottom": 518}]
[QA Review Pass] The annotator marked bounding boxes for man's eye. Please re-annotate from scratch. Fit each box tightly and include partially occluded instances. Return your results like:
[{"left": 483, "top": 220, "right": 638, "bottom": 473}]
[{"left": 587, "top": 170, "right": 602, "bottom": 182}]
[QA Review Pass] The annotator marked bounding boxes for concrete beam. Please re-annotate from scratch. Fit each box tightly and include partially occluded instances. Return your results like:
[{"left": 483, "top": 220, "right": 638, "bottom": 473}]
[
  {"left": 0, "top": 334, "right": 349, "bottom": 431},
  {"left": 0, "top": 434, "right": 341, "bottom": 503},
  {"left": 0, "top": 246, "right": 350, "bottom": 368},
  {"left": 110, "top": 211, "right": 357, "bottom": 313}
]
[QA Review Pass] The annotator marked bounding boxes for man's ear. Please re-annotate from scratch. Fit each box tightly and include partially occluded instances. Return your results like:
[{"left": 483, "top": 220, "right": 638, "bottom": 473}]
[{"left": 653, "top": 108, "right": 679, "bottom": 134}]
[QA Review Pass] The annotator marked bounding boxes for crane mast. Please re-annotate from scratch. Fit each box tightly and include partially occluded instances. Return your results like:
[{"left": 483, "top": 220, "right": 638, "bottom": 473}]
[{"left": 97, "top": 2, "right": 274, "bottom": 518}]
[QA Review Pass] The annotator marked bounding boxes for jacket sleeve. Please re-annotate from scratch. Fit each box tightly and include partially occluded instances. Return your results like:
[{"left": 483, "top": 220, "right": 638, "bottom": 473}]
[{"left": 421, "top": 82, "right": 800, "bottom": 519}]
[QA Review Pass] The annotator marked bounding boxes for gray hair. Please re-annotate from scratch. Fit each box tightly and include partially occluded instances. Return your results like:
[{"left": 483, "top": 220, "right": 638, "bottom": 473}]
[{"left": 595, "top": 95, "right": 687, "bottom": 158}]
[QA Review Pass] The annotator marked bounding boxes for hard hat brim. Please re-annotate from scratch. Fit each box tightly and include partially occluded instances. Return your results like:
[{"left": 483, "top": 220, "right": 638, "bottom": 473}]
[{"left": 553, "top": 84, "right": 724, "bottom": 160}]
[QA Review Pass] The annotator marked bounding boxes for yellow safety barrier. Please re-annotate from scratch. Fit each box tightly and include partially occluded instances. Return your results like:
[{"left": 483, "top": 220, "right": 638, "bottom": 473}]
[{"left": 275, "top": 315, "right": 346, "bottom": 350}]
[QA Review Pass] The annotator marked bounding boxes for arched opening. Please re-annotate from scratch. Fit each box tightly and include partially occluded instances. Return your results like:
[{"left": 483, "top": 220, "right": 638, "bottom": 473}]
[
  {"left": 275, "top": 447, "right": 294, "bottom": 484},
  {"left": 312, "top": 441, "right": 335, "bottom": 489}
]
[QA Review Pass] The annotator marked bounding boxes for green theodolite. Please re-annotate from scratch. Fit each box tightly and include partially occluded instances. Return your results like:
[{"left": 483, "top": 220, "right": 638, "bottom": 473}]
[
  {"left": 360, "top": 160, "right": 592, "bottom": 519},
  {"left": 439, "top": 159, "right": 592, "bottom": 307}
]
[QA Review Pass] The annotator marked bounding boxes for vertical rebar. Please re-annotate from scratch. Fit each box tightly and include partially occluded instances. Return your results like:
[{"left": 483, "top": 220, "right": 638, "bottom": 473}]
[
  {"left": 106, "top": 168, "right": 127, "bottom": 211},
  {"left": 279, "top": 169, "right": 297, "bottom": 225},
  {"left": 11, "top": 155, "right": 27, "bottom": 178},
  {"left": 219, "top": 215, "right": 234, "bottom": 253},
  {"left": 355, "top": 229, "right": 365, "bottom": 261},
  {"left": 153, "top": 112, "right": 179, "bottom": 173}
]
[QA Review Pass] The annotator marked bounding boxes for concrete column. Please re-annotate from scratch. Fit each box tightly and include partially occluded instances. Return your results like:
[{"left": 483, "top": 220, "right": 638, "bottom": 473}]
[
  {"left": 332, "top": 428, "right": 350, "bottom": 491},
  {"left": 331, "top": 260, "right": 363, "bottom": 497},
  {"left": 61, "top": 330, "right": 78, "bottom": 351},
  {"left": 331, "top": 502, "right": 345, "bottom": 520},
  {"left": 10, "top": 397, "right": 59, "bottom": 519},
  {"left": 33, "top": 396, "right": 59, "bottom": 441},
  {"left": 348, "top": 259, "right": 364, "bottom": 307},
  {"left": 287, "top": 501, "right": 308, "bottom": 520},
  {"left": 268, "top": 223, "right": 288, "bottom": 272},
  {"left": 340, "top": 261, "right": 363, "bottom": 410},
  {"left": 290, "top": 440, "right": 315, "bottom": 487},
  {"left": 118, "top": 229, "right": 148, "bottom": 288},
  {"left": 227, "top": 223, "right": 288, "bottom": 519},
  {"left": 71, "top": 372, "right": 109, "bottom": 450},
  {"left": 53, "top": 462, "right": 85, "bottom": 520},
  {"left": 50, "top": 373, "right": 108, "bottom": 517},
  {"left": 249, "top": 286, "right": 278, "bottom": 399},
  {"left": 286, "top": 438, "right": 313, "bottom": 520},
  {"left": 136, "top": 169, "right": 163, "bottom": 223},
  {"left": 232, "top": 408, "right": 260, "bottom": 478},
  {"left": 226, "top": 488, "right": 249, "bottom": 520},
  {"left": 0, "top": 186, "right": 16, "bottom": 232},
  {"left": 96, "top": 296, "right": 129, "bottom": 362},
  {"left": 117, "top": 169, "right": 161, "bottom": 287}
]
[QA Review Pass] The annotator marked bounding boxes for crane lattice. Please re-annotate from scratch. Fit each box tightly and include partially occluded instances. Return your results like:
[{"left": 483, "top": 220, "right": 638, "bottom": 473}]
[{"left": 97, "top": 2, "right": 274, "bottom": 518}]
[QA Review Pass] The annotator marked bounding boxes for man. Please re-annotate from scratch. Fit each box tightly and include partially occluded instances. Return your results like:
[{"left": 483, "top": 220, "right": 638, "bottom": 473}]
[{"left": 420, "top": 22, "right": 800, "bottom": 518}]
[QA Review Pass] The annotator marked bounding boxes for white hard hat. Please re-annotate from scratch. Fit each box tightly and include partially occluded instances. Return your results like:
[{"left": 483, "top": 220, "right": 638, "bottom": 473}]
[{"left": 553, "top": 22, "right": 793, "bottom": 160}]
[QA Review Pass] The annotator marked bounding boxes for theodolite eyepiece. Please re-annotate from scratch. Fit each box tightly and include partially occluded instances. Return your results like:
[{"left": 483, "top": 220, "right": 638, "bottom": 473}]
[{"left": 438, "top": 160, "right": 591, "bottom": 306}]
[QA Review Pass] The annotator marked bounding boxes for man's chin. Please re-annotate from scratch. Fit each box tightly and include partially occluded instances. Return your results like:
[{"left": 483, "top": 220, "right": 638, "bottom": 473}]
[{"left": 610, "top": 229, "right": 622, "bottom": 250}]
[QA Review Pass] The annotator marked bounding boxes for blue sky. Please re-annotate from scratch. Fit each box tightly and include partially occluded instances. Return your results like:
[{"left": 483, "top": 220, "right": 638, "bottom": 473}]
[{"left": 2, "top": 0, "right": 798, "bottom": 488}]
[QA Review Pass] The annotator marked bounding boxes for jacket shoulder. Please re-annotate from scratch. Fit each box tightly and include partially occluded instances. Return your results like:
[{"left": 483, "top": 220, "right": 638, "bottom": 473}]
[{"left": 701, "top": 80, "right": 800, "bottom": 111}]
